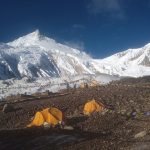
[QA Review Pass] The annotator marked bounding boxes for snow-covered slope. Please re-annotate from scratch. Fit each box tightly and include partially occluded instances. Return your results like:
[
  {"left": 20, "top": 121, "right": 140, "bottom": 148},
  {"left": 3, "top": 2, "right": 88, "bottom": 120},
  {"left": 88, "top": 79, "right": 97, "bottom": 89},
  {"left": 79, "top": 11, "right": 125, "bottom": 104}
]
[
  {"left": 0, "top": 30, "right": 150, "bottom": 80},
  {"left": 0, "top": 30, "right": 92, "bottom": 79},
  {"left": 90, "top": 43, "right": 150, "bottom": 77}
]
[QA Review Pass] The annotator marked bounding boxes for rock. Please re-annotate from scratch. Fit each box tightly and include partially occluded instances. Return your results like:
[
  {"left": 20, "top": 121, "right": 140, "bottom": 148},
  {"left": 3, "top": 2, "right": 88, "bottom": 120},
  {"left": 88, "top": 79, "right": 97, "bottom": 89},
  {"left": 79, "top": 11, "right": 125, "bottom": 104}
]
[
  {"left": 131, "top": 143, "right": 150, "bottom": 150},
  {"left": 134, "top": 131, "right": 147, "bottom": 138},
  {"left": 131, "top": 111, "right": 137, "bottom": 118},
  {"left": 101, "top": 108, "right": 109, "bottom": 115},
  {"left": 120, "top": 109, "right": 126, "bottom": 115},
  {"left": 144, "top": 111, "right": 150, "bottom": 116},
  {"left": 2, "top": 104, "right": 14, "bottom": 113},
  {"left": 129, "top": 100, "right": 134, "bottom": 103},
  {"left": 43, "top": 122, "right": 51, "bottom": 129},
  {"left": 63, "top": 125, "right": 74, "bottom": 130}
]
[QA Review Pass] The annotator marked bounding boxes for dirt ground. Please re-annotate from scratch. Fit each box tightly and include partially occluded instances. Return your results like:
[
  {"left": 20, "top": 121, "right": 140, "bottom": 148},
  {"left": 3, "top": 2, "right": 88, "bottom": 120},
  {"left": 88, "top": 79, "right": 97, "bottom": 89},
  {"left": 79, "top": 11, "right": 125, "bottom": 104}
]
[{"left": 0, "top": 76, "right": 150, "bottom": 150}]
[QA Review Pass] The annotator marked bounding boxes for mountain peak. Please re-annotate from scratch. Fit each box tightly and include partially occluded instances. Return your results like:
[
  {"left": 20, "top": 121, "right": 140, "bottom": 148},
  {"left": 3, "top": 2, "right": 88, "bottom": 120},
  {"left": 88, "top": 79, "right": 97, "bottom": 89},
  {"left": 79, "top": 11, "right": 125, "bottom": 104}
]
[
  {"left": 7, "top": 29, "right": 42, "bottom": 47},
  {"left": 28, "top": 29, "right": 40, "bottom": 38}
]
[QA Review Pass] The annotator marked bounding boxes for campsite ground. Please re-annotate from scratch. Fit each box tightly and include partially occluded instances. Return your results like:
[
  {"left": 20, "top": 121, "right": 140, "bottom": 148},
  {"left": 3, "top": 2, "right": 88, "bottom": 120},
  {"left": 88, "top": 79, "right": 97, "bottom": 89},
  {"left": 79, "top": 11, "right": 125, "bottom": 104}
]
[{"left": 0, "top": 76, "right": 150, "bottom": 150}]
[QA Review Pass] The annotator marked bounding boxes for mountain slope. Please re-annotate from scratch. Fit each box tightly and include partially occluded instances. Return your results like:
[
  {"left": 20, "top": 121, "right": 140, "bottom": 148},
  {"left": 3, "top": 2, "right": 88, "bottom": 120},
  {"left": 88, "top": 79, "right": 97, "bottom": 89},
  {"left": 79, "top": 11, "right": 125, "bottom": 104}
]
[
  {"left": 0, "top": 30, "right": 93, "bottom": 79},
  {"left": 0, "top": 30, "right": 150, "bottom": 80},
  {"left": 90, "top": 43, "right": 150, "bottom": 77}
]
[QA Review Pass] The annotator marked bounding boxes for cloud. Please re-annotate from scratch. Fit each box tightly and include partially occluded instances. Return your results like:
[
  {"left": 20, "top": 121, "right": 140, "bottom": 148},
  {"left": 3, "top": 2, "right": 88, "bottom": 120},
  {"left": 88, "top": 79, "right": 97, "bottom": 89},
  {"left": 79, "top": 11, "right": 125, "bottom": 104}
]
[
  {"left": 64, "top": 41, "right": 85, "bottom": 51},
  {"left": 87, "top": 0, "right": 124, "bottom": 19}
]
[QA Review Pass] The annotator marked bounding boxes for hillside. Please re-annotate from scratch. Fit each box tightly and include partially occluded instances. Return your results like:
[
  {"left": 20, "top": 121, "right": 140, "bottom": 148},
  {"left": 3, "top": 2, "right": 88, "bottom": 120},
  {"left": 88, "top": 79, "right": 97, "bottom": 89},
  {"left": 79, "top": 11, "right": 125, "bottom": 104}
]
[{"left": 0, "top": 77, "right": 150, "bottom": 149}]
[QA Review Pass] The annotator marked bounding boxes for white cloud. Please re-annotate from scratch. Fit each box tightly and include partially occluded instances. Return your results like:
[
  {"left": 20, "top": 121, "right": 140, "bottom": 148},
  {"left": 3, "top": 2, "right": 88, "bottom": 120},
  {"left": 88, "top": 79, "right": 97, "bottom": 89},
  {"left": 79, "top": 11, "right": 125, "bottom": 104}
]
[
  {"left": 64, "top": 41, "right": 85, "bottom": 51},
  {"left": 87, "top": 0, "right": 124, "bottom": 19}
]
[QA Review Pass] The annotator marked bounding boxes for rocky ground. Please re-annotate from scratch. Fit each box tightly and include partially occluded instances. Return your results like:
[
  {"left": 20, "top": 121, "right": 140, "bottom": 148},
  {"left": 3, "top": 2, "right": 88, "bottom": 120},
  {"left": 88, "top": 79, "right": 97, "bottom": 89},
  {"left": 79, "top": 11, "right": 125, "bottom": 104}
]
[{"left": 0, "top": 77, "right": 150, "bottom": 150}]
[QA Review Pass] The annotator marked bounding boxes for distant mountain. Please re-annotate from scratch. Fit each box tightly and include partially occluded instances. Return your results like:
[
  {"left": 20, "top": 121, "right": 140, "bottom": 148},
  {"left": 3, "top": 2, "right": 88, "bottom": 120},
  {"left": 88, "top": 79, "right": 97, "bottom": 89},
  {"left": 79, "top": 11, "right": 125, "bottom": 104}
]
[
  {"left": 91, "top": 43, "right": 150, "bottom": 77},
  {"left": 0, "top": 30, "right": 150, "bottom": 80}
]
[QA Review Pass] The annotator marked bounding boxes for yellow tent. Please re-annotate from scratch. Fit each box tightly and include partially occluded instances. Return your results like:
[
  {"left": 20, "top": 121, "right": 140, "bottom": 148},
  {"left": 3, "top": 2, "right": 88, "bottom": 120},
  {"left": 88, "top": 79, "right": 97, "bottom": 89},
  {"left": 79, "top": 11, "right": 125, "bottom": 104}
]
[
  {"left": 89, "top": 80, "right": 100, "bottom": 87},
  {"left": 80, "top": 83, "right": 85, "bottom": 88},
  {"left": 83, "top": 99, "right": 104, "bottom": 115},
  {"left": 80, "top": 80, "right": 100, "bottom": 88},
  {"left": 27, "top": 107, "right": 63, "bottom": 127},
  {"left": 80, "top": 83, "right": 88, "bottom": 88}
]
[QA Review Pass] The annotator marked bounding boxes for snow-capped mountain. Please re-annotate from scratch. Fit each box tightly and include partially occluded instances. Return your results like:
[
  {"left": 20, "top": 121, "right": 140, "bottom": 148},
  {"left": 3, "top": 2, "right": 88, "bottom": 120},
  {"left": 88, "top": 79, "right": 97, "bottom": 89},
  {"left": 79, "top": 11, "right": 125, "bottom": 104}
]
[
  {"left": 0, "top": 30, "right": 92, "bottom": 79},
  {"left": 91, "top": 43, "right": 150, "bottom": 77},
  {"left": 0, "top": 30, "right": 150, "bottom": 80}
]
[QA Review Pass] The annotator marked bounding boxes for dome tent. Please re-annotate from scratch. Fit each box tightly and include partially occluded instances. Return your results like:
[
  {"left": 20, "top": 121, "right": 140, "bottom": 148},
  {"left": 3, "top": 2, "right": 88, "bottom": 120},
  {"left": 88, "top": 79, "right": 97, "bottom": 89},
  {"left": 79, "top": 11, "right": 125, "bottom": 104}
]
[
  {"left": 83, "top": 99, "right": 104, "bottom": 115},
  {"left": 89, "top": 80, "right": 100, "bottom": 87},
  {"left": 27, "top": 107, "right": 63, "bottom": 127},
  {"left": 80, "top": 80, "right": 100, "bottom": 89}
]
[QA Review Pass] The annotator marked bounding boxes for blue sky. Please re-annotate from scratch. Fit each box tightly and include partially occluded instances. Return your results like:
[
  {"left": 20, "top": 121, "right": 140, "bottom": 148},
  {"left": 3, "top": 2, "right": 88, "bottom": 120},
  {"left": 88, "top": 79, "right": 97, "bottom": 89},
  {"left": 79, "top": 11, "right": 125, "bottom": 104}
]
[{"left": 0, "top": 0, "right": 150, "bottom": 58}]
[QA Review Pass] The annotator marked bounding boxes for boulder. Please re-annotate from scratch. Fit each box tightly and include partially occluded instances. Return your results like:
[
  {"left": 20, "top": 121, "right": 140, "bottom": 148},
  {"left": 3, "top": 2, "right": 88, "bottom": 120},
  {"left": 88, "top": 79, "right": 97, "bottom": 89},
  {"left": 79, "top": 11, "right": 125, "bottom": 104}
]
[
  {"left": 2, "top": 104, "right": 14, "bottom": 113},
  {"left": 134, "top": 131, "right": 147, "bottom": 138}
]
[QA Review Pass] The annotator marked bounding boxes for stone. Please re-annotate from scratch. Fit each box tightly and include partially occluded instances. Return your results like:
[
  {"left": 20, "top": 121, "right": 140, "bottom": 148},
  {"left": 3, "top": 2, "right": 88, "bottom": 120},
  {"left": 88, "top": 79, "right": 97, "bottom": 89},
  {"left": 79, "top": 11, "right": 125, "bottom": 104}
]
[
  {"left": 43, "top": 122, "right": 51, "bottom": 129},
  {"left": 63, "top": 125, "right": 74, "bottom": 130},
  {"left": 2, "top": 104, "right": 14, "bottom": 113},
  {"left": 134, "top": 131, "right": 147, "bottom": 138}
]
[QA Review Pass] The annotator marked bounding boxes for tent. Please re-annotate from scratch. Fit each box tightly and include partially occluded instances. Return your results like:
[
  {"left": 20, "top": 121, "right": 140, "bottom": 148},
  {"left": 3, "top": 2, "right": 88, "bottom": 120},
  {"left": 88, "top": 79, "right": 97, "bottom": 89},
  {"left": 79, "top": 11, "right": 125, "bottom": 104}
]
[
  {"left": 83, "top": 99, "right": 104, "bottom": 115},
  {"left": 80, "top": 80, "right": 100, "bottom": 89},
  {"left": 80, "top": 83, "right": 88, "bottom": 89},
  {"left": 27, "top": 107, "right": 63, "bottom": 127},
  {"left": 80, "top": 83, "right": 85, "bottom": 88},
  {"left": 89, "top": 80, "right": 100, "bottom": 87}
]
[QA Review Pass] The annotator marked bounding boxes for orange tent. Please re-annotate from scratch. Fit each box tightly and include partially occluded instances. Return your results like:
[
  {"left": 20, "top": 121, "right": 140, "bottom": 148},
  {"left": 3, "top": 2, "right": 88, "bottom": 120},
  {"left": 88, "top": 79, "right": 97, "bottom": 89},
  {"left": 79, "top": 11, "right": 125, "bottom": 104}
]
[
  {"left": 83, "top": 99, "right": 104, "bottom": 115},
  {"left": 89, "top": 80, "right": 100, "bottom": 87},
  {"left": 27, "top": 107, "right": 63, "bottom": 127},
  {"left": 80, "top": 83, "right": 89, "bottom": 88},
  {"left": 80, "top": 83, "right": 85, "bottom": 88},
  {"left": 80, "top": 80, "right": 100, "bottom": 88}
]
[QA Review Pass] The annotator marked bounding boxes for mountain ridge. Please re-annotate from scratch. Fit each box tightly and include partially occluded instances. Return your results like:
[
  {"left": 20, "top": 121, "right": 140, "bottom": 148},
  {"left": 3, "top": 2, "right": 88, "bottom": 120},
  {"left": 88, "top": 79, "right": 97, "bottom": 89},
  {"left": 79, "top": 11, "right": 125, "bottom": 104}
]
[{"left": 0, "top": 30, "right": 150, "bottom": 80}]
